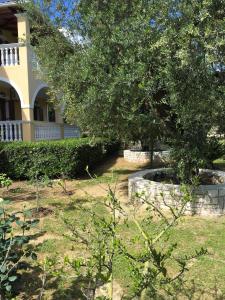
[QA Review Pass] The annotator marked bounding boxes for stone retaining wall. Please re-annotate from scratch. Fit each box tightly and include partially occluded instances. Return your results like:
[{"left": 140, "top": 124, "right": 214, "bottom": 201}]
[
  {"left": 128, "top": 168, "right": 225, "bottom": 216},
  {"left": 124, "top": 150, "right": 170, "bottom": 164}
]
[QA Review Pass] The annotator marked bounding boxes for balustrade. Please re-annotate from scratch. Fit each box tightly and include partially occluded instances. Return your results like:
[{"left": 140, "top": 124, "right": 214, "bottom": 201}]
[
  {"left": 34, "top": 122, "right": 61, "bottom": 141},
  {"left": 0, "top": 121, "right": 23, "bottom": 141},
  {"left": 0, "top": 44, "right": 20, "bottom": 67},
  {"left": 0, "top": 121, "right": 80, "bottom": 142},
  {"left": 64, "top": 124, "right": 80, "bottom": 138}
]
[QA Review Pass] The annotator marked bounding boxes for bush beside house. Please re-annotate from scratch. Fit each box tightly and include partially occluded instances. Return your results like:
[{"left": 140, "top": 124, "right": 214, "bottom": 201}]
[{"left": 0, "top": 138, "right": 120, "bottom": 179}]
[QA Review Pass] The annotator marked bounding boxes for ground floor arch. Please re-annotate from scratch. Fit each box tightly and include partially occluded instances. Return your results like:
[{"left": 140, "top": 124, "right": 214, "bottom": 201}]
[
  {"left": 33, "top": 86, "right": 56, "bottom": 123},
  {"left": 0, "top": 80, "right": 22, "bottom": 121},
  {"left": 0, "top": 80, "right": 80, "bottom": 142},
  {"left": 0, "top": 80, "right": 23, "bottom": 141}
]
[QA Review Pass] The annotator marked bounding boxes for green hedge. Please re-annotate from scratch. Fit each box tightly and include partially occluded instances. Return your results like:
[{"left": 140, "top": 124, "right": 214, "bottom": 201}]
[{"left": 0, "top": 138, "right": 120, "bottom": 179}]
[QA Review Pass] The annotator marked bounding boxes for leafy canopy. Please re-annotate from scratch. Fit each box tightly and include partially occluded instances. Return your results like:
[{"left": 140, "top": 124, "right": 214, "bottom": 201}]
[{"left": 24, "top": 0, "right": 225, "bottom": 182}]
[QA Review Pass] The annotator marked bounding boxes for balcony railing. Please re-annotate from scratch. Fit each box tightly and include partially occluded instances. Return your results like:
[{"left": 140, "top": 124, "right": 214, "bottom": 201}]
[
  {"left": 34, "top": 122, "right": 80, "bottom": 141},
  {"left": 0, "top": 121, "right": 23, "bottom": 141},
  {"left": 0, "top": 121, "right": 80, "bottom": 142},
  {"left": 0, "top": 43, "right": 20, "bottom": 67},
  {"left": 64, "top": 124, "right": 80, "bottom": 138},
  {"left": 34, "top": 122, "right": 61, "bottom": 141}
]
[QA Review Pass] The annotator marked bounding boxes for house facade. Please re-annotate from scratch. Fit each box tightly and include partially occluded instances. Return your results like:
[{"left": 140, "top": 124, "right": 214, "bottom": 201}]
[{"left": 0, "top": 0, "right": 79, "bottom": 142}]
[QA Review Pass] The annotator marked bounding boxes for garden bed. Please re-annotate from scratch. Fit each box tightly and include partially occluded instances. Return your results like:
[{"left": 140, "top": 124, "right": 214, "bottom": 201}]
[
  {"left": 144, "top": 169, "right": 225, "bottom": 185},
  {"left": 129, "top": 168, "right": 225, "bottom": 216}
]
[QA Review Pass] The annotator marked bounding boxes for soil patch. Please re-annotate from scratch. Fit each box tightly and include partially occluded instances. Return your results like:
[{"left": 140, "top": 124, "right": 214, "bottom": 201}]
[{"left": 31, "top": 207, "right": 54, "bottom": 218}]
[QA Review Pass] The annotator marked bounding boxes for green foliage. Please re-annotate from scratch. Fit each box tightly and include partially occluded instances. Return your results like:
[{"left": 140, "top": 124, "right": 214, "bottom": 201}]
[
  {"left": 0, "top": 138, "right": 120, "bottom": 180},
  {"left": 29, "top": 174, "right": 52, "bottom": 213},
  {"left": 0, "top": 199, "right": 39, "bottom": 298},
  {"left": 0, "top": 174, "right": 12, "bottom": 190},
  {"left": 23, "top": 0, "right": 225, "bottom": 183},
  {"left": 170, "top": 137, "right": 225, "bottom": 181},
  {"left": 126, "top": 185, "right": 207, "bottom": 299},
  {"left": 60, "top": 187, "right": 121, "bottom": 299},
  {"left": 57, "top": 174, "right": 72, "bottom": 196},
  {"left": 204, "top": 138, "right": 225, "bottom": 167},
  {"left": 38, "top": 184, "right": 206, "bottom": 299}
]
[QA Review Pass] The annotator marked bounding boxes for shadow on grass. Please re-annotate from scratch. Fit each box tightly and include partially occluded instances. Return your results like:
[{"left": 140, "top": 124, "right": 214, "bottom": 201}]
[
  {"left": 213, "top": 162, "right": 225, "bottom": 172},
  {"left": 47, "top": 277, "right": 225, "bottom": 300},
  {"left": 29, "top": 230, "right": 47, "bottom": 242},
  {"left": 14, "top": 257, "right": 225, "bottom": 300},
  {"left": 50, "top": 197, "right": 92, "bottom": 211},
  {"left": 4, "top": 191, "right": 42, "bottom": 202},
  {"left": 93, "top": 154, "right": 121, "bottom": 177},
  {"left": 14, "top": 264, "right": 43, "bottom": 299},
  {"left": 76, "top": 154, "right": 166, "bottom": 180},
  {"left": 50, "top": 277, "right": 87, "bottom": 300},
  {"left": 17, "top": 268, "right": 90, "bottom": 300},
  {"left": 168, "top": 281, "right": 225, "bottom": 300}
]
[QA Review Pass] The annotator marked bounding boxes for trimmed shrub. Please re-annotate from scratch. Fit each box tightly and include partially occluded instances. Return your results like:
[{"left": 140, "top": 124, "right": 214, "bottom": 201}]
[{"left": 0, "top": 138, "right": 120, "bottom": 179}]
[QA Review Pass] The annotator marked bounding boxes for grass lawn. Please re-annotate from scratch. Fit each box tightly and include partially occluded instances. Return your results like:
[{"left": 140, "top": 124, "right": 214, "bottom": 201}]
[{"left": 2, "top": 156, "right": 225, "bottom": 299}]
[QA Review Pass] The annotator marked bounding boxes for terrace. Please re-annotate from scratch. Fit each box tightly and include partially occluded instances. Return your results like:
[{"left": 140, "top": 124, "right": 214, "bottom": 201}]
[{"left": 0, "top": 1, "right": 79, "bottom": 141}]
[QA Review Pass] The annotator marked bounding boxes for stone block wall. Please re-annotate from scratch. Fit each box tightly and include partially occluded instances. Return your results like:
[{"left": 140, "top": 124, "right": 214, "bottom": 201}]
[
  {"left": 124, "top": 150, "right": 170, "bottom": 164},
  {"left": 128, "top": 168, "right": 225, "bottom": 216}
]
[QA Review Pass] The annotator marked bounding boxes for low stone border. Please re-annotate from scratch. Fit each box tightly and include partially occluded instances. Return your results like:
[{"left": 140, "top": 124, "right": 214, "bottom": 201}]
[
  {"left": 128, "top": 168, "right": 225, "bottom": 216},
  {"left": 124, "top": 150, "right": 170, "bottom": 164}
]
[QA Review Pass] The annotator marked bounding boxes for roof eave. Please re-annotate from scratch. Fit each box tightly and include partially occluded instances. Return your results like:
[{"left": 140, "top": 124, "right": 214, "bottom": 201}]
[{"left": 0, "top": 2, "right": 17, "bottom": 8}]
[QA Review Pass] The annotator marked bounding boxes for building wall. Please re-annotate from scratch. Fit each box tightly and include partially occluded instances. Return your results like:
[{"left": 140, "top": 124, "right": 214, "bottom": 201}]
[{"left": 0, "top": 12, "right": 63, "bottom": 140}]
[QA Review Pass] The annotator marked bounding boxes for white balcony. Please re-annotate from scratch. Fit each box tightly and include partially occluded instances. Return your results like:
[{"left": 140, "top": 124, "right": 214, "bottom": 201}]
[
  {"left": 0, "top": 43, "right": 20, "bottom": 67},
  {"left": 0, "top": 121, "right": 80, "bottom": 142},
  {"left": 34, "top": 122, "right": 62, "bottom": 141},
  {"left": 64, "top": 124, "right": 80, "bottom": 138},
  {"left": 34, "top": 122, "right": 80, "bottom": 141},
  {"left": 0, "top": 121, "right": 23, "bottom": 141}
]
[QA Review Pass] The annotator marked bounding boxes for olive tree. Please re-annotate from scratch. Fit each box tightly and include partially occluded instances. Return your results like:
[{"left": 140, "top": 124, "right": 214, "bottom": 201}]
[{"left": 23, "top": 0, "right": 225, "bottom": 182}]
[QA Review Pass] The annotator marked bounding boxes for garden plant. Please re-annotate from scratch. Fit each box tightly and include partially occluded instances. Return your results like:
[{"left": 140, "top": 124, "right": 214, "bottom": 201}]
[
  {"left": 2, "top": 0, "right": 223, "bottom": 298},
  {"left": 35, "top": 182, "right": 207, "bottom": 299},
  {"left": 23, "top": 0, "right": 225, "bottom": 183},
  {"left": 0, "top": 198, "right": 39, "bottom": 299}
]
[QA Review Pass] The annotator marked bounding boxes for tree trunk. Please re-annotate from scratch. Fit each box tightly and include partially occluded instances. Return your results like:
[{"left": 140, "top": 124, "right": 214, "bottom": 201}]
[{"left": 150, "top": 139, "right": 154, "bottom": 167}]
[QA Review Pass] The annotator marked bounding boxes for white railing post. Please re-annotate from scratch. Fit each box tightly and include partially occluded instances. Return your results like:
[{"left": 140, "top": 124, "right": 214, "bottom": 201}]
[
  {"left": 9, "top": 123, "right": 13, "bottom": 141},
  {"left": 18, "top": 123, "right": 22, "bottom": 140},
  {"left": 0, "top": 44, "right": 20, "bottom": 67},
  {"left": 5, "top": 48, "right": 9, "bottom": 66},
  {"left": 9, "top": 48, "right": 13, "bottom": 65},
  {"left": 5, "top": 123, "right": 9, "bottom": 141}
]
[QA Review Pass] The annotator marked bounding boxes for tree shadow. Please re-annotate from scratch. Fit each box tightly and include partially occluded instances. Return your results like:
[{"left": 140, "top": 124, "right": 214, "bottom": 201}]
[
  {"left": 50, "top": 276, "right": 100, "bottom": 300},
  {"left": 13, "top": 257, "right": 225, "bottom": 300},
  {"left": 93, "top": 154, "right": 122, "bottom": 177},
  {"left": 5, "top": 191, "right": 42, "bottom": 202},
  {"left": 168, "top": 280, "right": 225, "bottom": 300},
  {"left": 29, "top": 230, "right": 47, "bottom": 242},
  {"left": 13, "top": 263, "right": 43, "bottom": 299},
  {"left": 49, "top": 277, "right": 225, "bottom": 300},
  {"left": 50, "top": 197, "right": 91, "bottom": 211}
]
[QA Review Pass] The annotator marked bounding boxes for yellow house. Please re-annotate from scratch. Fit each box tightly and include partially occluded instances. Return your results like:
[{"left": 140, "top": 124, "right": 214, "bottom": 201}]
[{"left": 0, "top": 0, "right": 79, "bottom": 142}]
